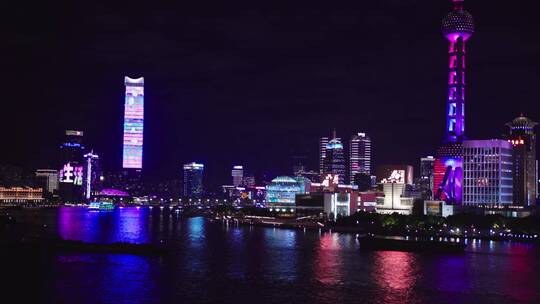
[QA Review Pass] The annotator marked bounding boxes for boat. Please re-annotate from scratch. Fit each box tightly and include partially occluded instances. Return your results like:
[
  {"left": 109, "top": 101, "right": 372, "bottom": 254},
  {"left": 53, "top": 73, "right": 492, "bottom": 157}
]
[
  {"left": 358, "top": 235, "right": 466, "bottom": 253},
  {"left": 88, "top": 201, "right": 115, "bottom": 211}
]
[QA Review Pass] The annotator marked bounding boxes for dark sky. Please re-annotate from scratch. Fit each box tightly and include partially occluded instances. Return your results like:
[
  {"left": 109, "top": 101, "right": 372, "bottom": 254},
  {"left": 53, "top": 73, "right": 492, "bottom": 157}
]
[{"left": 2, "top": 0, "right": 540, "bottom": 189}]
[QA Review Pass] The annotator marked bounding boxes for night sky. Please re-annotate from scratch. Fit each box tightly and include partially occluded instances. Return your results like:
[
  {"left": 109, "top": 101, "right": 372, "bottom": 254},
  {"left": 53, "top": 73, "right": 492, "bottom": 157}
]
[{"left": 3, "top": 1, "right": 539, "bottom": 189}]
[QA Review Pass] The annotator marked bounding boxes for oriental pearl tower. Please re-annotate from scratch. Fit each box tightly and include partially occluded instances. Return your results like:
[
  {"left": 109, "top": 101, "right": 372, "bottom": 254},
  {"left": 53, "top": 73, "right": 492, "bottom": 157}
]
[{"left": 434, "top": 0, "right": 475, "bottom": 204}]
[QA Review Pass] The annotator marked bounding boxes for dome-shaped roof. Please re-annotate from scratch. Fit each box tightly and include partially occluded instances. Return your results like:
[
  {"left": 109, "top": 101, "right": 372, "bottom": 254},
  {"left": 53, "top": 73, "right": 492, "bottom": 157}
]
[
  {"left": 506, "top": 115, "right": 538, "bottom": 129},
  {"left": 442, "top": 9, "right": 474, "bottom": 40},
  {"left": 271, "top": 176, "right": 298, "bottom": 183},
  {"left": 326, "top": 138, "right": 343, "bottom": 149},
  {"left": 99, "top": 188, "right": 130, "bottom": 197}
]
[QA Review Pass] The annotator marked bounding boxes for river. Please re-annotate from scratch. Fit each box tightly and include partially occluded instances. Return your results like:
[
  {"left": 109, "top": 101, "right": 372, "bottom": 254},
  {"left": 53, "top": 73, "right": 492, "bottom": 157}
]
[{"left": 1, "top": 207, "right": 539, "bottom": 304}]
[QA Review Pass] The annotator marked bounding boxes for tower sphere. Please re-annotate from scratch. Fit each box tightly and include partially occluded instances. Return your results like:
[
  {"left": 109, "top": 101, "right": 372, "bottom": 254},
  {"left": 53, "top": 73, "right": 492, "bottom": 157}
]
[{"left": 442, "top": 7, "right": 474, "bottom": 41}]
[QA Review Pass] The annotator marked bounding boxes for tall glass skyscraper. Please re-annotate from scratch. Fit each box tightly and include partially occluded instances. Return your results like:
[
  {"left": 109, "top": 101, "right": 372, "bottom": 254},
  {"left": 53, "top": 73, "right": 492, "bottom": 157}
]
[
  {"left": 506, "top": 115, "right": 538, "bottom": 206},
  {"left": 419, "top": 156, "right": 435, "bottom": 198},
  {"left": 349, "top": 132, "right": 371, "bottom": 184},
  {"left": 319, "top": 137, "right": 329, "bottom": 175},
  {"left": 122, "top": 77, "right": 144, "bottom": 169},
  {"left": 232, "top": 166, "right": 244, "bottom": 186},
  {"left": 323, "top": 130, "right": 346, "bottom": 184},
  {"left": 183, "top": 162, "right": 204, "bottom": 199}
]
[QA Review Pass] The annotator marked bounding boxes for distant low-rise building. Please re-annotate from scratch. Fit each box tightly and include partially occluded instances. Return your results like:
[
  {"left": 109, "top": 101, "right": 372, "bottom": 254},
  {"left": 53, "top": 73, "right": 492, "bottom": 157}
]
[
  {"left": 266, "top": 176, "right": 310, "bottom": 213},
  {"left": 0, "top": 187, "right": 44, "bottom": 204}
]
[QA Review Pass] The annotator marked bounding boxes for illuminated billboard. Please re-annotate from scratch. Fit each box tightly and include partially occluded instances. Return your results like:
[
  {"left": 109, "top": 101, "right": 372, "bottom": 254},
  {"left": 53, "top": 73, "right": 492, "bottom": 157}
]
[
  {"left": 59, "top": 163, "right": 84, "bottom": 186},
  {"left": 381, "top": 170, "right": 405, "bottom": 184},
  {"left": 122, "top": 76, "right": 144, "bottom": 169}
]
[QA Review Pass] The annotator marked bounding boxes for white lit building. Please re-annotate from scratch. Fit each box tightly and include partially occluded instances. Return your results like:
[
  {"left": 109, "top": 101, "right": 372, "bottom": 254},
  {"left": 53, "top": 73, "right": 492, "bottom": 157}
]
[
  {"left": 35, "top": 169, "right": 59, "bottom": 194},
  {"left": 349, "top": 132, "right": 372, "bottom": 183},
  {"left": 232, "top": 165, "right": 244, "bottom": 186},
  {"left": 463, "top": 139, "right": 513, "bottom": 205}
]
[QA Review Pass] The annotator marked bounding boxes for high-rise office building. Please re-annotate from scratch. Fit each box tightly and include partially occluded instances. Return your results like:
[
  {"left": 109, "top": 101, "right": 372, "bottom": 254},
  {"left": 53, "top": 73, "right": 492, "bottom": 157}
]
[
  {"left": 506, "top": 115, "right": 538, "bottom": 206},
  {"left": 35, "top": 169, "right": 59, "bottom": 195},
  {"left": 323, "top": 130, "right": 346, "bottom": 184},
  {"left": 59, "top": 130, "right": 85, "bottom": 202},
  {"left": 349, "top": 132, "right": 372, "bottom": 184},
  {"left": 60, "top": 130, "right": 85, "bottom": 165},
  {"left": 319, "top": 137, "right": 329, "bottom": 174},
  {"left": 122, "top": 76, "right": 144, "bottom": 170},
  {"left": 183, "top": 162, "right": 204, "bottom": 199},
  {"left": 83, "top": 151, "right": 100, "bottom": 200},
  {"left": 462, "top": 140, "right": 513, "bottom": 205},
  {"left": 232, "top": 166, "right": 244, "bottom": 186},
  {"left": 434, "top": 0, "right": 474, "bottom": 204},
  {"left": 419, "top": 156, "right": 435, "bottom": 198}
]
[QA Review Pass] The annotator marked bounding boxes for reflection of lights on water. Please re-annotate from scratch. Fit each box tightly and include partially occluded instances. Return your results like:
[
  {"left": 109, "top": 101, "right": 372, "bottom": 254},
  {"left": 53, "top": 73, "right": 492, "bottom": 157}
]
[{"left": 374, "top": 251, "right": 417, "bottom": 292}]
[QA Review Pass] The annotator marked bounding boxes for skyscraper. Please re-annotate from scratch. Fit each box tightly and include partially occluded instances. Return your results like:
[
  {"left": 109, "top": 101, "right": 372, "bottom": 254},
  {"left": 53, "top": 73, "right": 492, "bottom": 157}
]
[
  {"left": 506, "top": 115, "right": 538, "bottom": 206},
  {"left": 122, "top": 76, "right": 144, "bottom": 170},
  {"left": 419, "top": 156, "right": 435, "bottom": 198},
  {"left": 83, "top": 151, "right": 100, "bottom": 200},
  {"left": 60, "top": 130, "right": 84, "bottom": 165},
  {"left": 462, "top": 140, "right": 513, "bottom": 205},
  {"left": 349, "top": 132, "right": 372, "bottom": 184},
  {"left": 59, "top": 130, "right": 85, "bottom": 202},
  {"left": 319, "top": 137, "right": 329, "bottom": 174},
  {"left": 434, "top": 0, "right": 474, "bottom": 204},
  {"left": 232, "top": 165, "right": 244, "bottom": 187},
  {"left": 183, "top": 162, "right": 204, "bottom": 199},
  {"left": 323, "top": 130, "right": 346, "bottom": 184}
]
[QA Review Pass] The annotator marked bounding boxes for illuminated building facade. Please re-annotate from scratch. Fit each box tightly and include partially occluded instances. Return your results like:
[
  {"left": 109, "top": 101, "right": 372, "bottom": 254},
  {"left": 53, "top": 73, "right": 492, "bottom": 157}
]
[
  {"left": 323, "top": 130, "right": 346, "bottom": 184},
  {"left": 232, "top": 165, "right": 243, "bottom": 186},
  {"left": 349, "top": 132, "right": 372, "bottom": 184},
  {"left": 506, "top": 115, "right": 538, "bottom": 206},
  {"left": 419, "top": 156, "right": 435, "bottom": 198},
  {"left": 376, "top": 165, "right": 414, "bottom": 185},
  {"left": 122, "top": 76, "right": 144, "bottom": 170},
  {"left": 35, "top": 169, "right": 59, "bottom": 195},
  {"left": 434, "top": 0, "right": 474, "bottom": 205},
  {"left": 0, "top": 187, "right": 44, "bottom": 204},
  {"left": 83, "top": 151, "right": 101, "bottom": 200},
  {"left": 183, "top": 162, "right": 204, "bottom": 199},
  {"left": 59, "top": 130, "right": 85, "bottom": 202},
  {"left": 319, "top": 137, "right": 329, "bottom": 174},
  {"left": 462, "top": 140, "right": 513, "bottom": 205},
  {"left": 266, "top": 176, "right": 309, "bottom": 211}
]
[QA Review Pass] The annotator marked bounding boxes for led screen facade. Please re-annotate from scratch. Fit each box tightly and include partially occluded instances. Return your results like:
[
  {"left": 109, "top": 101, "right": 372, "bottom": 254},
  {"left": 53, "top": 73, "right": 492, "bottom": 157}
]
[{"left": 122, "top": 77, "right": 144, "bottom": 169}]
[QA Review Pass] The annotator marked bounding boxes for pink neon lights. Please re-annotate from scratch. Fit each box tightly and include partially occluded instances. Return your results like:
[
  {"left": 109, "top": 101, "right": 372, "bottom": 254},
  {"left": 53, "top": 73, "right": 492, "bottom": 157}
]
[{"left": 122, "top": 77, "right": 144, "bottom": 169}]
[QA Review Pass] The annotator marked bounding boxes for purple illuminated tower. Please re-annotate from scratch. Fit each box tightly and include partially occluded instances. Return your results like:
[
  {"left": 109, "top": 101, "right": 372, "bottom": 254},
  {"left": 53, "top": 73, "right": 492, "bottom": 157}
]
[
  {"left": 434, "top": 0, "right": 474, "bottom": 204},
  {"left": 442, "top": 0, "right": 474, "bottom": 142},
  {"left": 122, "top": 76, "right": 144, "bottom": 169}
]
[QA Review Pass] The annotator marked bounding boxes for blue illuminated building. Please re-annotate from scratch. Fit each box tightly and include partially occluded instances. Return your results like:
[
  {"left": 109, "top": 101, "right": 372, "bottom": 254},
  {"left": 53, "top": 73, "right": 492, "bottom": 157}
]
[
  {"left": 322, "top": 130, "right": 346, "bottom": 184},
  {"left": 266, "top": 176, "right": 310, "bottom": 212},
  {"left": 183, "top": 162, "right": 204, "bottom": 199}
]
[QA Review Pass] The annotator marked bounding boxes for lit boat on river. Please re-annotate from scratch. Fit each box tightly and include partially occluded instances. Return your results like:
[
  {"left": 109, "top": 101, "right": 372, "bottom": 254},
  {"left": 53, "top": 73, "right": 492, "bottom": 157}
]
[{"left": 88, "top": 201, "right": 115, "bottom": 211}]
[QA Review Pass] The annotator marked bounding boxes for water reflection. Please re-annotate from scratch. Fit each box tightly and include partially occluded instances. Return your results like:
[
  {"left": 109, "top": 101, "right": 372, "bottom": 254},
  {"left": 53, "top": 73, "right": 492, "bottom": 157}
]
[
  {"left": 58, "top": 207, "right": 150, "bottom": 243},
  {"left": 373, "top": 251, "right": 418, "bottom": 302},
  {"left": 8, "top": 208, "right": 540, "bottom": 303}
]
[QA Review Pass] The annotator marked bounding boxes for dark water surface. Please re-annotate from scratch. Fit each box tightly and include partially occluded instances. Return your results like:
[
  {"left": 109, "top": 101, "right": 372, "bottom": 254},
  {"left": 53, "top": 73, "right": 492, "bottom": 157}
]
[{"left": 2, "top": 207, "right": 540, "bottom": 304}]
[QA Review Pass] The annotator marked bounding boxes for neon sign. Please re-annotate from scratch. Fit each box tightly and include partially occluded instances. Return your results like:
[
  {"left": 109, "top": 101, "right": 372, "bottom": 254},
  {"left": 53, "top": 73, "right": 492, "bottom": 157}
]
[
  {"left": 508, "top": 139, "right": 524, "bottom": 146},
  {"left": 59, "top": 163, "right": 84, "bottom": 186},
  {"left": 381, "top": 170, "right": 405, "bottom": 184}
]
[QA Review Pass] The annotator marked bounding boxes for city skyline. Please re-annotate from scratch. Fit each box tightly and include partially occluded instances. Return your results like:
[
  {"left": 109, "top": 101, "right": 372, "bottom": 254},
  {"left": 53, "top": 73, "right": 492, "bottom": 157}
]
[{"left": 3, "top": 1, "right": 540, "bottom": 189}]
